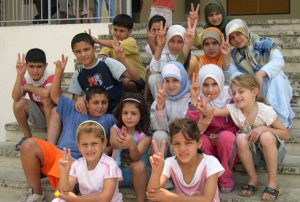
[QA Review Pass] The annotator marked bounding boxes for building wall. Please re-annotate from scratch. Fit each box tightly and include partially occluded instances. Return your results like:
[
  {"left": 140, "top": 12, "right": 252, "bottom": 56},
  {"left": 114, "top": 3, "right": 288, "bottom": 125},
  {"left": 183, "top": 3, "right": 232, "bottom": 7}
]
[{"left": 0, "top": 23, "right": 109, "bottom": 142}]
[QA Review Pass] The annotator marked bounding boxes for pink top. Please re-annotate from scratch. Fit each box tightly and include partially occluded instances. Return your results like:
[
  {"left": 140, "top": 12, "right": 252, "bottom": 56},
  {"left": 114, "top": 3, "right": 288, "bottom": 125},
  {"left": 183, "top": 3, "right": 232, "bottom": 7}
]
[
  {"left": 162, "top": 154, "right": 224, "bottom": 201},
  {"left": 22, "top": 69, "right": 54, "bottom": 107},
  {"left": 70, "top": 153, "right": 123, "bottom": 202},
  {"left": 151, "top": 0, "right": 174, "bottom": 10}
]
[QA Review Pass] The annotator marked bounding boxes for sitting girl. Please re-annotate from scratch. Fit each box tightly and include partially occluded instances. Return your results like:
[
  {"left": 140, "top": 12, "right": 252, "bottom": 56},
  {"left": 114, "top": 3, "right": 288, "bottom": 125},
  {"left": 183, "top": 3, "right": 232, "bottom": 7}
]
[
  {"left": 53, "top": 121, "right": 123, "bottom": 202},
  {"left": 110, "top": 93, "right": 152, "bottom": 202},
  {"left": 188, "top": 64, "right": 239, "bottom": 192},
  {"left": 198, "top": 74, "right": 289, "bottom": 201},
  {"left": 147, "top": 118, "right": 224, "bottom": 202}
]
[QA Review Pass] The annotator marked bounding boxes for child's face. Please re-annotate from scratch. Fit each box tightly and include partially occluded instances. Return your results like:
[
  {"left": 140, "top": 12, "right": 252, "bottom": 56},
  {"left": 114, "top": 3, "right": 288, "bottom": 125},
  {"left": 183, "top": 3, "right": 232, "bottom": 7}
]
[
  {"left": 231, "top": 84, "right": 258, "bottom": 109},
  {"left": 164, "top": 77, "right": 182, "bottom": 96},
  {"left": 150, "top": 22, "right": 161, "bottom": 36},
  {"left": 207, "top": 11, "right": 223, "bottom": 26},
  {"left": 202, "top": 77, "right": 221, "bottom": 101},
  {"left": 26, "top": 62, "right": 47, "bottom": 81},
  {"left": 78, "top": 133, "right": 106, "bottom": 166},
  {"left": 86, "top": 94, "right": 109, "bottom": 118},
  {"left": 121, "top": 102, "right": 141, "bottom": 130},
  {"left": 113, "top": 25, "right": 132, "bottom": 41},
  {"left": 202, "top": 38, "right": 221, "bottom": 59},
  {"left": 172, "top": 132, "right": 201, "bottom": 164},
  {"left": 229, "top": 31, "right": 249, "bottom": 49},
  {"left": 72, "top": 41, "right": 97, "bottom": 67},
  {"left": 167, "top": 35, "right": 184, "bottom": 54}
]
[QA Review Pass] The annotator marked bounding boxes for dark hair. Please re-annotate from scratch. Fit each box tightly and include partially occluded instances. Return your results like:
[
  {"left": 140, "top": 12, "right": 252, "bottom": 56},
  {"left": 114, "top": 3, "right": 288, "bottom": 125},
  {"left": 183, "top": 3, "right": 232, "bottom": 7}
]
[
  {"left": 86, "top": 86, "right": 109, "bottom": 101},
  {"left": 71, "top": 33, "right": 94, "bottom": 50},
  {"left": 25, "top": 48, "right": 46, "bottom": 64},
  {"left": 230, "top": 74, "right": 266, "bottom": 103},
  {"left": 114, "top": 92, "right": 150, "bottom": 135},
  {"left": 148, "top": 15, "right": 166, "bottom": 30},
  {"left": 113, "top": 14, "right": 134, "bottom": 29}
]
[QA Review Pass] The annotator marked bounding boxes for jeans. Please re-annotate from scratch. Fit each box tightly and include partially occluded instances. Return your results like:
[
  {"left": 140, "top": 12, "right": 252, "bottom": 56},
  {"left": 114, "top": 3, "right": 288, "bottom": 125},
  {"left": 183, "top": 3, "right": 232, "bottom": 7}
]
[{"left": 94, "top": 0, "right": 115, "bottom": 22}]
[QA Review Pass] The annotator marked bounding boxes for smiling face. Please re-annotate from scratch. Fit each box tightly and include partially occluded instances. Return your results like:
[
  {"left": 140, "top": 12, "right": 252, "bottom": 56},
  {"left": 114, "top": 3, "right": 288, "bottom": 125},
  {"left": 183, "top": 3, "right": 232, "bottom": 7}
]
[
  {"left": 172, "top": 132, "right": 201, "bottom": 164},
  {"left": 78, "top": 133, "right": 106, "bottom": 167},
  {"left": 231, "top": 84, "right": 258, "bottom": 109},
  {"left": 207, "top": 11, "right": 223, "bottom": 26},
  {"left": 86, "top": 94, "right": 109, "bottom": 118},
  {"left": 26, "top": 62, "right": 47, "bottom": 81},
  {"left": 164, "top": 77, "right": 182, "bottom": 96},
  {"left": 168, "top": 35, "right": 184, "bottom": 54},
  {"left": 121, "top": 102, "right": 141, "bottom": 130},
  {"left": 202, "top": 77, "right": 221, "bottom": 101},
  {"left": 202, "top": 37, "right": 221, "bottom": 59},
  {"left": 229, "top": 31, "right": 249, "bottom": 49},
  {"left": 73, "top": 41, "right": 97, "bottom": 67}
]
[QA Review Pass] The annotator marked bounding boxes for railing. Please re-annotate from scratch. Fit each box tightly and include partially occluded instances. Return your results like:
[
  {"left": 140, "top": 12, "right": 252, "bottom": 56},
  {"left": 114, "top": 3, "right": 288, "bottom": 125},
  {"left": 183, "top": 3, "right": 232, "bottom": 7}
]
[{"left": 0, "top": 0, "right": 132, "bottom": 26}]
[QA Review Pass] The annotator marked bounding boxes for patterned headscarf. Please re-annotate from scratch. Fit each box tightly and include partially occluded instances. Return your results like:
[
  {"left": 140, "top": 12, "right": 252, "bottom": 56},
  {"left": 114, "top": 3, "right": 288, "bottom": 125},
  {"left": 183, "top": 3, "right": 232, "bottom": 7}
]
[
  {"left": 161, "top": 61, "right": 190, "bottom": 101},
  {"left": 226, "top": 19, "right": 277, "bottom": 74}
]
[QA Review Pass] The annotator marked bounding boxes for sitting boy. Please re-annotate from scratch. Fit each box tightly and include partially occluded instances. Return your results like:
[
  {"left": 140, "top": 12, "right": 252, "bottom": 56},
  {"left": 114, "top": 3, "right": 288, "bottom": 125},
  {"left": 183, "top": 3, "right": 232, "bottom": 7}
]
[
  {"left": 12, "top": 48, "right": 54, "bottom": 150},
  {"left": 94, "top": 14, "right": 146, "bottom": 92},
  {"left": 19, "top": 55, "right": 116, "bottom": 202}
]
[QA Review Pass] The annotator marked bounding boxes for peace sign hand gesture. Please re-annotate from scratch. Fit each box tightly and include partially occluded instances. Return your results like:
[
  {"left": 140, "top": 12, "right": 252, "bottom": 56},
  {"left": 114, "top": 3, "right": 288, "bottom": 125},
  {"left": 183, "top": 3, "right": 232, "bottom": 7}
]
[
  {"left": 197, "top": 96, "right": 214, "bottom": 117},
  {"left": 54, "top": 54, "right": 68, "bottom": 73},
  {"left": 156, "top": 21, "right": 167, "bottom": 48},
  {"left": 190, "top": 72, "right": 201, "bottom": 105},
  {"left": 156, "top": 80, "right": 168, "bottom": 111},
  {"left": 16, "top": 53, "right": 26, "bottom": 77},
  {"left": 59, "top": 148, "right": 72, "bottom": 175},
  {"left": 189, "top": 3, "right": 200, "bottom": 29},
  {"left": 184, "top": 17, "right": 198, "bottom": 45},
  {"left": 112, "top": 37, "right": 125, "bottom": 61},
  {"left": 85, "top": 28, "right": 98, "bottom": 43},
  {"left": 149, "top": 140, "right": 166, "bottom": 173},
  {"left": 220, "top": 34, "right": 231, "bottom": 56}
]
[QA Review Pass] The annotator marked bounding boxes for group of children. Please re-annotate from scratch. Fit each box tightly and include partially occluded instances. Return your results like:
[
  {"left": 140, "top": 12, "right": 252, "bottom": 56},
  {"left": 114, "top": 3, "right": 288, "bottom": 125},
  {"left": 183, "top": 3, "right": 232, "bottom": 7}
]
[{"left": 13, "top": 1, "right": 294, "bottom": 202}]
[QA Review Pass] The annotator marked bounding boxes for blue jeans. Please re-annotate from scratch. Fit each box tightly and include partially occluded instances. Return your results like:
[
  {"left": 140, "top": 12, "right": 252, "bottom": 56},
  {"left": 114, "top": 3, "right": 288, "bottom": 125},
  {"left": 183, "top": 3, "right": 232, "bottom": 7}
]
[{"left": 94, "top": 0, "right": 115, "bottom": 22}]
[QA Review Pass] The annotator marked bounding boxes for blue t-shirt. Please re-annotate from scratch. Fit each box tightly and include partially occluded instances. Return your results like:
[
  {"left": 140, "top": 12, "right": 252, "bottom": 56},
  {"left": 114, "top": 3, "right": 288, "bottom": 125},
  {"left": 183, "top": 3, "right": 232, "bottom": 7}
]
[{"left": 57, "top": 95, "right": 116, "bottom": 159}]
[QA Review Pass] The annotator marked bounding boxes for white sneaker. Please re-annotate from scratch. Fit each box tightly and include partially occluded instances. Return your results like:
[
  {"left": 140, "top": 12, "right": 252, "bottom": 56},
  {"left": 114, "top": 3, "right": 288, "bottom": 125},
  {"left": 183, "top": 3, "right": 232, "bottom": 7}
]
[{"left": 19, "top": 188, "right": 46, "bottom": 202}]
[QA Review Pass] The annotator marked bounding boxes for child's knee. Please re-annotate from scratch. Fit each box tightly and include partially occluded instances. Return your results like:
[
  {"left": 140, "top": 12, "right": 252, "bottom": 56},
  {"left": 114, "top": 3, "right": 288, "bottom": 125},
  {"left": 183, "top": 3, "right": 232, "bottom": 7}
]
[
  {"left": 260, "top": 132, "right": 276, "bottom": 146},
  {"left": 236, "top": 133, "right": 249, "bottom": 148},
  {"left": 131, "top": 161, "right": 146, "bottom": 174},
  {"left": 20, "top": 138, "right": 37, "bottom": 152},
  {"left": 13, "top": 99, "right": 28, "bottom": 112}
]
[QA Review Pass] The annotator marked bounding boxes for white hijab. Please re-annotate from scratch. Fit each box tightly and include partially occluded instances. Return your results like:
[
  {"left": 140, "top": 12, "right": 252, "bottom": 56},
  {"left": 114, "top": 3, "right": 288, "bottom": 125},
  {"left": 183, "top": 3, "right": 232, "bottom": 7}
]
[
  {"left": 165, "top": 25, "right": 186, "bottom": 61},
  {"left": 199, "top": 64, "right": 232, "bottom": 108}
]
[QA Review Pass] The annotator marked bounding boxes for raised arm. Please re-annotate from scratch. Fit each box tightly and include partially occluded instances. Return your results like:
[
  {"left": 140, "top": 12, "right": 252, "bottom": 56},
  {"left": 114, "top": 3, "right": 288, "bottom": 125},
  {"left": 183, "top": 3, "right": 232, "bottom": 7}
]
[
  {"left": 12, "top": 53, "right": 26, "bottom": 101},
  {"left": 50, "top": 54, "right": 68, "bottom": 105},
  {"left": 183, "top": 17, "right": 197, "bottom": 58}
]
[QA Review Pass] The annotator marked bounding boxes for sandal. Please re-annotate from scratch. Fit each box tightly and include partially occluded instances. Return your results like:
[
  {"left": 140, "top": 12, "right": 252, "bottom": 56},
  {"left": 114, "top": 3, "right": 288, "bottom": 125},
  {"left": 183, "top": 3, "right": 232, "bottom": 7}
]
[
  {"left": 239, "top": 184, "right": 256, "bottom": 197},
  {"left": 261, "top": 186, "right": 279, "bottom": 201},
  {"left": 15, "top": 136, "right": 28, "bottom": 151},
  {"left": 220, "top": 185, "right": 235, "bottom": 193}
]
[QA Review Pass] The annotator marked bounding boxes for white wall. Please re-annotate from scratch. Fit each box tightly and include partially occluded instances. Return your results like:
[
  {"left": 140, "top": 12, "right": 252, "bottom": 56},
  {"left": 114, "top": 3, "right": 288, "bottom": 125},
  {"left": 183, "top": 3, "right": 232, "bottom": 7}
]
[{"left": 0, "top": 23, "right": 110, "bottom": 142}]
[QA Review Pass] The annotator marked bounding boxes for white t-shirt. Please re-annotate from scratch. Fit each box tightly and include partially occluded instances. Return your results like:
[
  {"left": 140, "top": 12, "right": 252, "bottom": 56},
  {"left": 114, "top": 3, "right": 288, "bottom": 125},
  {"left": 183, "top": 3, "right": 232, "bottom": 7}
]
[
  {"left": 70, "top": 153, "right": 123, "bottom": 202},
  {"left": 226, "top": 102, "right": 277, "bottom": 128},
  {"left": 162, "top": 154, "right": 224, "bottom": 202}
]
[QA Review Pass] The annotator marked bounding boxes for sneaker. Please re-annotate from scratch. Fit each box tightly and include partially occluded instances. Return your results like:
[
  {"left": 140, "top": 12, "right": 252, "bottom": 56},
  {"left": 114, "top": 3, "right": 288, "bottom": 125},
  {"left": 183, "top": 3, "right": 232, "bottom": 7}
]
[{"left": 19, "top": 188, "right": 46, "bottom": 202}]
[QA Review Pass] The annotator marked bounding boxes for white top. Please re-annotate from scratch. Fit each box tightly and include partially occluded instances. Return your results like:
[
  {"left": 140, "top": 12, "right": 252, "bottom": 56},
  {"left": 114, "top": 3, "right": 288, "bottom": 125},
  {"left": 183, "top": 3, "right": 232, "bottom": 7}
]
[
  {"left": 226, "top": 102, "right": 277, "bottom": 128},
  {"left": 70, "top": 153, "right": 123, "bottom": 202},
  {"left": 162, "top": 154, "right": 224, "bottom": 202}
]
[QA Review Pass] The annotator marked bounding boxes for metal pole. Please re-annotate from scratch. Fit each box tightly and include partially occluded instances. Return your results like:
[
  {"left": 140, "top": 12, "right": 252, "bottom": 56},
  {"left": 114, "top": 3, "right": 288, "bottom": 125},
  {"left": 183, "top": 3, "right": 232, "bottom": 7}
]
[{"left": 48, "top": 0, "right": 51, "bottom": 24}]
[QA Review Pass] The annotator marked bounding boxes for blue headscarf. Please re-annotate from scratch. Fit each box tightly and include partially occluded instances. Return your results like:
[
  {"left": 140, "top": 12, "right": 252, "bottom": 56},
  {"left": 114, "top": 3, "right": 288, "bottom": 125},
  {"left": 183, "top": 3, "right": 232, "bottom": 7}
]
[{"left": 161, "top": 61, "right": 190, "bottom": 101}]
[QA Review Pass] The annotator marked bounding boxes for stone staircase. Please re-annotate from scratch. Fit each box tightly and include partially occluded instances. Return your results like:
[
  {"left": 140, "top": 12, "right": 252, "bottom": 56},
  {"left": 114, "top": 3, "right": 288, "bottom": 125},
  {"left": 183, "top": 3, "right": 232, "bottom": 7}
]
[{"left": 1, "top": 19, "right": 300, "bottom": 202}]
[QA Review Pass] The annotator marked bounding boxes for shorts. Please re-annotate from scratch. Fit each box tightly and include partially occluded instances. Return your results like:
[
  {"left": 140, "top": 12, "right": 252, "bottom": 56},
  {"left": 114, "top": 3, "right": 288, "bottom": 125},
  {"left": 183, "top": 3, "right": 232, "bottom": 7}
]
[
  {"left": 250, "top": 135, "right": 287, "bottom": 166},
  {"left": 28, "top": 100, "right": 47, "bottom": 128},
  {"left": 33, "top": 138, "right": 73, "bottom": 189}
]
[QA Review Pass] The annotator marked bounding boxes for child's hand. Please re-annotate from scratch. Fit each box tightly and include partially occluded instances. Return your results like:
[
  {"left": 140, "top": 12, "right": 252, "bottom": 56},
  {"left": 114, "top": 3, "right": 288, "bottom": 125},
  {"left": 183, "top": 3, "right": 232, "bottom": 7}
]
[
  {"left": 149, "top": 140, "right": 166, "bottom": 173},
  {"left": 59, "top": 191, "right": 78, "bottom": 201},
  {"left": 112, "top": 37, "right": 125, "bottom": 61},
  {"left": 220, "top": 35, "right": 231, "bottom": 56},
  {"left": 184, "top": 17, "right": 197, "bottom": 45},
  {"left": 59, "top": 148, "right": 72, "bottom": 174},
  {"left": 248, "top": 126, "right": 266, "bottom": 143},
  {"left": 189, "top": 3, "right": 200, "bottom": 28},
  {"left": 16, "top": 53, "right": 26, "bottom": 77},
  {"left": 147, "top": 188, "right": 174, "bottom": 202},
  {"left": 85, "top": 28, "right": 98, "bottom": 43},
  {"left": 197, "top": 96, "right": 214, "bottom": 116},
  {"left": 117, "top": 126, "right": 135, "bottom": 149},
  {"left": 147, "top": 26, "right": 157, "bottom": 45},
  {"left": 156, "top": 21, "right": 167, "bottom": 48},
  {"left": 209, "top": 134, "right": 218, "bottom": 145},
  {"left": 190, "top": 72, "right": 201, "bottom": 105},
  {"left": 54, "top": 54, "right": 68, "bottom": 72},
  {"left": 156, "top": 80, "right": 168, "bottom": 111},
  {"left": 75, "top": 96, "right": 88, "bottom": 114}
]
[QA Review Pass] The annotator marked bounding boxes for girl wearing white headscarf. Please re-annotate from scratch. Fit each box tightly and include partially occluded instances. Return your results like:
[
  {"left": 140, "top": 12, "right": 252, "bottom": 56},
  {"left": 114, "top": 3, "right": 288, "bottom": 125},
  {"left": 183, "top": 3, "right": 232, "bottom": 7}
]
[
  {"left": 148, "top": 24, "right": 192, "bottom": 98},
  {"left": 223, "top": 19, "right": 294, "bottom": 128},
  {"left": 187, "top": 64, "right": 238, "bottom": 192}
]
